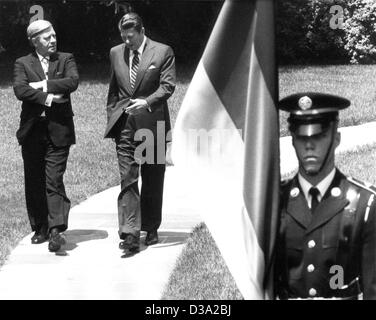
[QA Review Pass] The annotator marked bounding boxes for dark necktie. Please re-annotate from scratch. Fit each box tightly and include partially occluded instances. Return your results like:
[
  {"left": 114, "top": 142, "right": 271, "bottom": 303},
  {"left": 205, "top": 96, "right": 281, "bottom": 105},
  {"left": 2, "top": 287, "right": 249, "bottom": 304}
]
[
  {"left": 130, "top": 50, "right": 139, "bottom": 89},
  {"left": 309, "top": 187, "right": 320, "bottom": 214}
]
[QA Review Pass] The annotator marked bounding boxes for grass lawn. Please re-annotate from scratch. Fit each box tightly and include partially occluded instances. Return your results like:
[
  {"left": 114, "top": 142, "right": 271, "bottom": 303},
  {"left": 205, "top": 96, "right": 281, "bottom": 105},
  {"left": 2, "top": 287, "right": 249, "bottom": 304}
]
[
  {"left": 279, "top": 65, "right": 376, "bottom": 136},
  {"left": 162, "top": 144, "right": 376, "bottom": 299},
  {"left": 0, "top": 63, "right": 376, "bottom": 272}
]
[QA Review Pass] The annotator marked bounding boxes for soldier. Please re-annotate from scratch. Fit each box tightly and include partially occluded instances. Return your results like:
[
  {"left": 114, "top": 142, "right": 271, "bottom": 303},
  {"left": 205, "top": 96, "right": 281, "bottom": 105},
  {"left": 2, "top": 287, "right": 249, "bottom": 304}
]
[{"left": 275, "top": 92, "right": 376, "bottom": 300}]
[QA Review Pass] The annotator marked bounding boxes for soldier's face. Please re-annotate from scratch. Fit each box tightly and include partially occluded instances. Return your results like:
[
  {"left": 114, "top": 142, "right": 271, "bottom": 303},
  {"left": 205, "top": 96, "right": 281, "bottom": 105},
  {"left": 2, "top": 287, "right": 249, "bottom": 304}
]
[
  {"left": 121, "top": 27, "right": 145, "bottom": 51},
  {"left": 32, "top": 27, "right": 57, "bottom": 57},
  {"left": 293, "top": 126, "right": 340, "bottom": 176}
]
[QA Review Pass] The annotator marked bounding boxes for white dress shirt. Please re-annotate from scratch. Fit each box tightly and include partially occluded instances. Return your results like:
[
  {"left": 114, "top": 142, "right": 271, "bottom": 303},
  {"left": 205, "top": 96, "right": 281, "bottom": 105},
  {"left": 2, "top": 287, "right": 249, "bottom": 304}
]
[
  {"left": 36, "top": 52, "right": 49, "bottom": 79},
  {"left": 36, "top": 52, "right": 54, "bottom": 109},
  {"left": 298, "top": 168, "right": 336, "bottom": 208}
]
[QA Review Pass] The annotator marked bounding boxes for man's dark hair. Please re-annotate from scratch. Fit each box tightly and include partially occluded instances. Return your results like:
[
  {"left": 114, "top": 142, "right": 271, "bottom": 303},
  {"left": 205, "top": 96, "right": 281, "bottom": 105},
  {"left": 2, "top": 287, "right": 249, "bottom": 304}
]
[{"left": 118, "top": 12, "right": 143, "bottom": 32}]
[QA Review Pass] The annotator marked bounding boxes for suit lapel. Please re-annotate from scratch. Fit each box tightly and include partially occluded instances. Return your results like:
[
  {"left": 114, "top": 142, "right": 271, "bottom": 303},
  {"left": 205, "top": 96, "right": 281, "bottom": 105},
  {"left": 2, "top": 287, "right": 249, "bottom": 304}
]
[
  {"left": 30, "top": 52, "right": 46, "bottom": 80},
  {"left": 306, "top": 170, "right": 349, "bottom": 235},
  {"left": 286, "top": 177, "right": 312, "bottom": 229},
  {"left": 133, "top": 38, "right": 155, "bottom": 93}
]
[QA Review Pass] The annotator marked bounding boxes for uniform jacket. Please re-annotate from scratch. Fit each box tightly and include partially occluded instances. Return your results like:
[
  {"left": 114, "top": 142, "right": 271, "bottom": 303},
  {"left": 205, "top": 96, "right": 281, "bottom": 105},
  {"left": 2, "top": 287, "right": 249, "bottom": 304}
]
[
  {"left": 13, "top": 51, "right": 79, "bottom": 146},
  {"left": 104, "top": 38, "right": 176, "bottom": 141},
  {"left": 275, "top": 169, "right": 376, "bottom": 299}
]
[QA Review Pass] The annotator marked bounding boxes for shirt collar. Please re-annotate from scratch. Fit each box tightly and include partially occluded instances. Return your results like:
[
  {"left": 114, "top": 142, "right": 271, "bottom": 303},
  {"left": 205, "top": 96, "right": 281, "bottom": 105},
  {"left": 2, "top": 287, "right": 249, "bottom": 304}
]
[
  {"left": 298, "top": 168, "right": 336, "bottom": 202},
  {"left": 36, "top": 51, "right": 49, "bottom": 62}
]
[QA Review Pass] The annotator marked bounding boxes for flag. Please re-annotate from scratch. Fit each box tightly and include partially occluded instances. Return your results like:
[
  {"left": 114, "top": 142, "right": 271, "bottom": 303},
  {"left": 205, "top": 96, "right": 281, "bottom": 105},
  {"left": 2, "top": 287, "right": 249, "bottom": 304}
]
[{"left": 172, "top": 0, "right": 279, "bottom": 299}]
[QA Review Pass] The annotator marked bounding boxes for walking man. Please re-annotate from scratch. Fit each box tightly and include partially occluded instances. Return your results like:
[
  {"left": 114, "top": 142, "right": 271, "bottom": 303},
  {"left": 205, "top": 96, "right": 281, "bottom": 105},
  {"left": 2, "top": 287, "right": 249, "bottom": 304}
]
[
  {"left": 104, "top": 12, "right": 176, "bottom": 253},
  {"left": 13, "top": 20, "right": 79, "bottom": 252}
]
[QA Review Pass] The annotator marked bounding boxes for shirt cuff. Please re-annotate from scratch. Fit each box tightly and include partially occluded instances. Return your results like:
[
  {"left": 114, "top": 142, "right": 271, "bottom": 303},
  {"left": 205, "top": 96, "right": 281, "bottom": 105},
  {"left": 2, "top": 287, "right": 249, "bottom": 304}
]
[
  {"left": 45, "top": 94, "right": 54, "bottom": 107},
  {"left": 42, "top": 80, "right": 47, "bottom": 93}
]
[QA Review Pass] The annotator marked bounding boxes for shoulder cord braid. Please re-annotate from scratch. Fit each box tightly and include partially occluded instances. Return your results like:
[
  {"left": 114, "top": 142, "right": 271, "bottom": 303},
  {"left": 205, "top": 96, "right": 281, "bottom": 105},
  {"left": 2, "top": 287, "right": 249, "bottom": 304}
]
[{"left": 347, "top": 177, "right": 376, "bottom": 222}]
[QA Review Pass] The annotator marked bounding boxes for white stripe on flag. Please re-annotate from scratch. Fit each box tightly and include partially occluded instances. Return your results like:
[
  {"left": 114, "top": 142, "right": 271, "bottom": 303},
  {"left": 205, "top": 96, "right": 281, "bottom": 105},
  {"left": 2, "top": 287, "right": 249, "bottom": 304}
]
[{"left": 172, "top": 61, "right": 265, "bottom": 300}]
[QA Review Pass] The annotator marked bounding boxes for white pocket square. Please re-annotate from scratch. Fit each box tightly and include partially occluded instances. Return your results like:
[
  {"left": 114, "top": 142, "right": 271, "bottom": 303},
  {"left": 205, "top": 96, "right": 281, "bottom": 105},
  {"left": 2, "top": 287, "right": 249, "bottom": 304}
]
[{"left": 148, "top": 65, "right": 156, "bottom": 70}]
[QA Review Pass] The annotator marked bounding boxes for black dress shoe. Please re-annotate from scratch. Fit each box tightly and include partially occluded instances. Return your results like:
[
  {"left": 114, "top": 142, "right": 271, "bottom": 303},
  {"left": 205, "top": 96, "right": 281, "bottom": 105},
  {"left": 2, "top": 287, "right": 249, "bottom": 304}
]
[
  {"left": 48, "top": 228, "right": 66, "bottom": 252},
  {"left": 31, "top": 225, "right": 48, "bottom": 244},
  {"left": 119, "top": 234, "right": 139, "bottom": 252},
  {"left": 145, "top": 230, "right": 158, "bottom": 246},
  {"left": 31, "top": 232, "right": 48, "bottom": 244}
]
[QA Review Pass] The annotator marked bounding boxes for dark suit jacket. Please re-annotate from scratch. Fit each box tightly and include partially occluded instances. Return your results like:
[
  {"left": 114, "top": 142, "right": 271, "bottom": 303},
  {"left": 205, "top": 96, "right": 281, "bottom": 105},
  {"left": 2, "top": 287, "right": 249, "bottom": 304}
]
[
  {"left": 104, "top": 38, "right": 176, "bottom": 142},
  {"left": 275, "top": 169, "right": 376, "bottom": 299},
  {"left": 13, "top": 51, "right": 79, "bottom": 146}
]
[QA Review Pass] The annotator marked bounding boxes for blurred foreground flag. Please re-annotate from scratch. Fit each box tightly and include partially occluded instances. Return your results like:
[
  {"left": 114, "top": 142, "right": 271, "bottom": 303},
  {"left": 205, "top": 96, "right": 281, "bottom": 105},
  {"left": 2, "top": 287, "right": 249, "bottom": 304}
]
[{"left": 172, "top": 0, "right": 279, "bottom": 299}]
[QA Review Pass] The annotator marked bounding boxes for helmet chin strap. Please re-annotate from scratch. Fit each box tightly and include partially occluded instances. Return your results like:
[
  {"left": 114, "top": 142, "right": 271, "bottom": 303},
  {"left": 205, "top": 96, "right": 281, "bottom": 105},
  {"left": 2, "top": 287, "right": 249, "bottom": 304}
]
[{"left": 303, "top": 124, "right": 336, "bottom": 177}]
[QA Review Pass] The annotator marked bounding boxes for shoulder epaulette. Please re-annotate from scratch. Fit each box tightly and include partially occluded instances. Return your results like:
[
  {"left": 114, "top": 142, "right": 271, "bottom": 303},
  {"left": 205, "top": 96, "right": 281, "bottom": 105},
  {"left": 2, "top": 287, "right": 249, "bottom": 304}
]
[{"left": 347, "top": 176, "right": 376, "bottom": 195}]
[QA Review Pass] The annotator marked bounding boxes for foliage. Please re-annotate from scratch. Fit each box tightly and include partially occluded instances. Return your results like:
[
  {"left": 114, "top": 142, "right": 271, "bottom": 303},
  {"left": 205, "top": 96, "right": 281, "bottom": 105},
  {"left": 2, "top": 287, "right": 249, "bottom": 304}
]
[
  {"left": 277, "top": 0, "right": 376, "bottom": 64},
  {"left": 0, "top": 0, "right": 222, "bottom": 64},
  {"left": 277, "top": 0, "right": 348, "bottom": 64},
  {"left": 343, "top": 0, "right": 376, "bottom": 63},
  {"left": 2, "top": 0, "right": 376, "bottom": 64}
]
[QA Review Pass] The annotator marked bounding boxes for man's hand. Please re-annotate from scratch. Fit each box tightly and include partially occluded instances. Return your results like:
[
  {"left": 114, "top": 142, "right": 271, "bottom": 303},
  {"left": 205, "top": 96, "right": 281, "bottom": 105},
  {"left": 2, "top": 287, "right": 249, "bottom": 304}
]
[
  {"left": 29, "top": 81, "right": 45, "bottom": 90},
  {"left": 125, "top": 99, "right": 149, "bottom": 115}
]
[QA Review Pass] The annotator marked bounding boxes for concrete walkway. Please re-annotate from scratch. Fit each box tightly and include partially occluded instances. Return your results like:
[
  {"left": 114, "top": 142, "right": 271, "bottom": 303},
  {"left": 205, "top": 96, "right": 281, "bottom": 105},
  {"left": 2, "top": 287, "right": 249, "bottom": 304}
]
[
  {"left": 0, "top": 165, "right": 202, "bottom": 300},
  {"left": 0, "top": 121, "right": 376, "bottom": 299}
]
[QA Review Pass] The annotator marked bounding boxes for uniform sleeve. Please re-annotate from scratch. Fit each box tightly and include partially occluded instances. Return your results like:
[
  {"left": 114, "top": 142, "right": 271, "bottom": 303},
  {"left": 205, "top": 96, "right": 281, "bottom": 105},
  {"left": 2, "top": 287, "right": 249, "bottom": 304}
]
[{"left": 361, "top": 195, "right": 376, "bottom": 300}]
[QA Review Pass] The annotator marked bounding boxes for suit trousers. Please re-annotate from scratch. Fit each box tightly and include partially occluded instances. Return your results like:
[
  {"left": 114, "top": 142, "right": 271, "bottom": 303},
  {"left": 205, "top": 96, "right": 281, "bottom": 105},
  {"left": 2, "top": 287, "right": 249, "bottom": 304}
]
[
  {"left": 115, "top": 114, "right": 166, "bottom": 239},
  {"left": 21, "top": 118, "right": 71, "bottom": 233}
]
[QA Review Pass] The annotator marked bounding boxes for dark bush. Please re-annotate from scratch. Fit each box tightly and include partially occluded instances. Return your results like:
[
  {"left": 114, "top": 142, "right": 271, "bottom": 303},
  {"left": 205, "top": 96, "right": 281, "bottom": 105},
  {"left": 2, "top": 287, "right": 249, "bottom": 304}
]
[{"left": 1, "top": 0, "right": 376, "bottom": 65}]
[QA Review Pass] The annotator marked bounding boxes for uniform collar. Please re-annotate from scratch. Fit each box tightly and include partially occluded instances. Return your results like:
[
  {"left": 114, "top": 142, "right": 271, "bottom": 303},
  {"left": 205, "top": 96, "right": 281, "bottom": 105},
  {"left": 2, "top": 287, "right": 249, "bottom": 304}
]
[
  {"left": 286, "top": 169, "right": 348, "bottom": 232},
  {"left": 298, "top": 168, "right": 336, "bottom": 203}
]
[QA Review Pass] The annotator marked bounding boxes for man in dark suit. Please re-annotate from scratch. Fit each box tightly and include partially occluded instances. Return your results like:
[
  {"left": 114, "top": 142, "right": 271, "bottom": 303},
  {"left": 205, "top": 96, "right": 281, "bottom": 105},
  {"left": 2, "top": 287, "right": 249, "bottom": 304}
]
[
  {"left": 105, "top": 12, "right": 175, "bottom": 253},
  {"left": 13, "top": 20, "right": 79, "bottom": 252},
  {"left": 275, "top": 92, "right": 376, "bottom": 299}
]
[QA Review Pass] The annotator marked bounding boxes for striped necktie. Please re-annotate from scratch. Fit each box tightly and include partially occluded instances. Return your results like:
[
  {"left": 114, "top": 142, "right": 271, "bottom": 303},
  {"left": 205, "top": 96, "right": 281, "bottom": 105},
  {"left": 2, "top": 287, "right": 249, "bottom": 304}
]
[{"left": 130, "top": 50, "right": 139, "bottom": 89}]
